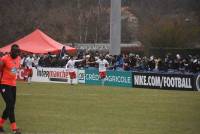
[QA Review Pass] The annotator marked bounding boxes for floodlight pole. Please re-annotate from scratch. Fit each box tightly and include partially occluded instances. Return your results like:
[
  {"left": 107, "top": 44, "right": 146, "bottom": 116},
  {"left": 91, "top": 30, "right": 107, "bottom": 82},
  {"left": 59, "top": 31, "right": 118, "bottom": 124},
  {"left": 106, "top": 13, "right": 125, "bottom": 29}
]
[{"left": 110, "top": 0, "right": 121, "bottom": 55}]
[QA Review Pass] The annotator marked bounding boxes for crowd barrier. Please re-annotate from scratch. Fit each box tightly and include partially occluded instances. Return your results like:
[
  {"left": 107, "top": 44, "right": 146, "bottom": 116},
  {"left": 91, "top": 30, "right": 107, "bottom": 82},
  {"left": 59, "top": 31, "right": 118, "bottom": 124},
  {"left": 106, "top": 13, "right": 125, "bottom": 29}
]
[{"left": 17, "top": 67, "right": 200, "bottom": 91}]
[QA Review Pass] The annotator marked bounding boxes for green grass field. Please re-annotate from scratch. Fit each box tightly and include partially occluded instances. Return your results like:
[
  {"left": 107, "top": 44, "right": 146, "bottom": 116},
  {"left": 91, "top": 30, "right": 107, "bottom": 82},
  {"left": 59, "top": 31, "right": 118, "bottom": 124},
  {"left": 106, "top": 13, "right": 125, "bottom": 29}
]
[{"left": 0, "top": 82, "right": 200, "bottom": 134}]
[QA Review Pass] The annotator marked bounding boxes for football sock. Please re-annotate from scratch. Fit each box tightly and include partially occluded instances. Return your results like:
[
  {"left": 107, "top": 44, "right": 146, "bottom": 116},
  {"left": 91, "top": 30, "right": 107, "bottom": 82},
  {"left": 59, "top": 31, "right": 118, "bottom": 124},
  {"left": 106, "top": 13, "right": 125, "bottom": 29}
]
[
  {"left": 11, "top": 122, "right": 17, "bottom": 130},
  {"left": 0, "top": 118, "right": 6, "bottom": 127}
]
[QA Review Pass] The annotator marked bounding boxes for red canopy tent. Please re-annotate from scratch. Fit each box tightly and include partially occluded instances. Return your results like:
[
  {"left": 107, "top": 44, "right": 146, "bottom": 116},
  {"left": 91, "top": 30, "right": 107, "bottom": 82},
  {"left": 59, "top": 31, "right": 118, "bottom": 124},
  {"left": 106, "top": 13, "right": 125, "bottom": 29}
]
[{"left": 0, "top": 29, "right": 76, "bottom": 54}]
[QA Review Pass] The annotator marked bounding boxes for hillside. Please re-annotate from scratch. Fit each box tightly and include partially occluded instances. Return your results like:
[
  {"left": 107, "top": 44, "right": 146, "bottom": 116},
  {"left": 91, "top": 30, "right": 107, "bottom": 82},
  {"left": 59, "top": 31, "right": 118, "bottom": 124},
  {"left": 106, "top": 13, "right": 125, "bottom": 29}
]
[{"left": 0, "top": 0, "right": 199, "bottom": 48}]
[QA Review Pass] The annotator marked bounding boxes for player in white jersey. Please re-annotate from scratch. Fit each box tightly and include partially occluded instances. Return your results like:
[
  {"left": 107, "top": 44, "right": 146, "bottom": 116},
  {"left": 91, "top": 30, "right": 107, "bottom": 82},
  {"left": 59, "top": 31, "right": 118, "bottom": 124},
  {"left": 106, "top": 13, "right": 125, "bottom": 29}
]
[
  {"left": 95, "top": 55, "right": 109, "bottom": 85},
  {"left": 65, "top": 56, "right": 83, "bottom": 85}
]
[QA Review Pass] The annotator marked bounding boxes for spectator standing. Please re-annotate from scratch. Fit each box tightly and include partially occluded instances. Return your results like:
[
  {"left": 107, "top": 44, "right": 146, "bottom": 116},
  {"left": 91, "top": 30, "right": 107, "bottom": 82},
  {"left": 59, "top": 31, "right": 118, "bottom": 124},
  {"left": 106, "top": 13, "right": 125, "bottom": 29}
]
[
  {"left": 87, "top": 53, "right": 96, "bottom": 69},
  {"left": 59, "top": 46, "right": 67, "bottom": 59},
  {"left": 148, "top": 56, "right": 155, "bottom": 71},
  {"left": 115, "top": 55, "right": 124, "bottom": 70}
]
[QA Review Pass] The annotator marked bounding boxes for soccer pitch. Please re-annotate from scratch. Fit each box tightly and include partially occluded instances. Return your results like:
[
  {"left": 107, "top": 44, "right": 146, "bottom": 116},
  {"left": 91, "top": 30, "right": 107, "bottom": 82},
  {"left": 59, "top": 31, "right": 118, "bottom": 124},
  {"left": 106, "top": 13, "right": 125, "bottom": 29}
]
[{"left": 0, "top": 82, "right": 200, "bottom": 134}]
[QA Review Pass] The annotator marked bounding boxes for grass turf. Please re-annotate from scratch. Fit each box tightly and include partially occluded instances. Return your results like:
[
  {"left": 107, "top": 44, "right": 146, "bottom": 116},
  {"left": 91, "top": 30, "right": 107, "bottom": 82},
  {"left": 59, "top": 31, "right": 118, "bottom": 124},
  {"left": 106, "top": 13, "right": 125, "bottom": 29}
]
[{"left": 0, "top": 82, "right": 200, "bottom": 134}]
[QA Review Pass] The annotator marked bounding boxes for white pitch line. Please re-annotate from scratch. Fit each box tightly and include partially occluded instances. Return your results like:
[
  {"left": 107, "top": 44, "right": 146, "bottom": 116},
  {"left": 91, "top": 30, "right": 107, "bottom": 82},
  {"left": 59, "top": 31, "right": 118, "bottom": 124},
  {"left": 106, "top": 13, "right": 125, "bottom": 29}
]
[{"left": 17, "top": 93, "right": 32, "bottom": 96}]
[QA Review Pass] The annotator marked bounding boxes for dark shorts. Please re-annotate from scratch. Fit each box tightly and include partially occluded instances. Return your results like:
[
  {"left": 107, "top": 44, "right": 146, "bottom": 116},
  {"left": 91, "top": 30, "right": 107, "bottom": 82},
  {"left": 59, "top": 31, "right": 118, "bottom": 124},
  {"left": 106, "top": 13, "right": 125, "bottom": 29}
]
[{"left": 0, "top": 84, "right": 16, "bottom": 93}]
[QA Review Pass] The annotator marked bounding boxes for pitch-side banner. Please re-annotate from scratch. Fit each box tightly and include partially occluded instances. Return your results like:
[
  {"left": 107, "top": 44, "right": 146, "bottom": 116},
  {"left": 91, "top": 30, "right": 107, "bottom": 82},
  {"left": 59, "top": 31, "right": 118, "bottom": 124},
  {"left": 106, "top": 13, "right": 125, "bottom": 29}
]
[
  {"left": 31, "top": 67, "right": 78, "bottom": 84},
  {"left": 133, "top": 72, "right": 196, "bottom": 90},
  {"left": 78, "top": 69, "right": 85, "bottom": 83},
  {"left": 17, "top": 67, "right": 29, "bottom": 80},
  {"left": 85, "top": 69, "right": 132, "bottom": 87}
]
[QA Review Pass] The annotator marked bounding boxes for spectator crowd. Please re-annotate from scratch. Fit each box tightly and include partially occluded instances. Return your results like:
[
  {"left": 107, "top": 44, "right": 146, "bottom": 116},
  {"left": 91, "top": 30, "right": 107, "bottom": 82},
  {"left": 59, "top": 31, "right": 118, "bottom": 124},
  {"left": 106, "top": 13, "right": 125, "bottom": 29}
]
[{"left": 1, "top": 51, "right": 200, "bottom": 74}]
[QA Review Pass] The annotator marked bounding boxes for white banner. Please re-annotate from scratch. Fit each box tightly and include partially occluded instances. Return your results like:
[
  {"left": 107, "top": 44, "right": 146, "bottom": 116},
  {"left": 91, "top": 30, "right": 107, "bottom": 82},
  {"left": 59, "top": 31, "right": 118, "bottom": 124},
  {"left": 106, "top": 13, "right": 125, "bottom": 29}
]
[
  {"left": 31, "top": 67, "right": 78, "bottom": 84},
  {"left": 78, "top": 69, "right": 85, "bottom": 83}
]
